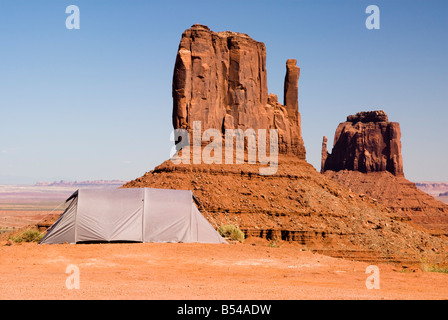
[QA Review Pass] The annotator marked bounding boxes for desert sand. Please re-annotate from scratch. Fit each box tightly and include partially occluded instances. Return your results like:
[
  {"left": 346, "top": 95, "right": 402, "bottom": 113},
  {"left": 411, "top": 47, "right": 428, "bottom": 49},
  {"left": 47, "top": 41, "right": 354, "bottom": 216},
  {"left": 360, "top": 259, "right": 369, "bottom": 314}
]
[{"left": 1, "top": 239, "right": 447, "bottom": 300}]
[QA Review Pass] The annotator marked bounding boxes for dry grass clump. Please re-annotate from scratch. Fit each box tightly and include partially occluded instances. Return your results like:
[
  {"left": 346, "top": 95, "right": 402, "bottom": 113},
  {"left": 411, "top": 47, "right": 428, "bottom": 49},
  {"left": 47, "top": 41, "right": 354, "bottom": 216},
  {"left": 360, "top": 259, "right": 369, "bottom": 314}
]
[
  {"left": 217, "top": 225, "right": 245, "bottom": 242},
  {"left": 8, "top": 229, "right": 43, "bottom": 243}
]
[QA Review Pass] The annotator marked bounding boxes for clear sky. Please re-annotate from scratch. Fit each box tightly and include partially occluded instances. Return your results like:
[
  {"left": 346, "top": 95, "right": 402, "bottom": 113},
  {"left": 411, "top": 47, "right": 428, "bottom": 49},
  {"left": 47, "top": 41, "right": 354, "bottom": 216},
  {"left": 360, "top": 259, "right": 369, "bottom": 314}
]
[{"left": 0, "top": 0, "right": 447, "bottom": 184}]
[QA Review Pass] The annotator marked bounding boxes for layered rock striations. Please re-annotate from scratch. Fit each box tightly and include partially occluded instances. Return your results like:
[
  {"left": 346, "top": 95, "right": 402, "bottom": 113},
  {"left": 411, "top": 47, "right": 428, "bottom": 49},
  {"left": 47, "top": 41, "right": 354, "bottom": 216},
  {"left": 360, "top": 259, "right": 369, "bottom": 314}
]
[
  {"left": 172, "top": 24, "right": 306, "bottom": 158},
  {"left": 321, "top": 110, "right": 403, "bottom": 176}
]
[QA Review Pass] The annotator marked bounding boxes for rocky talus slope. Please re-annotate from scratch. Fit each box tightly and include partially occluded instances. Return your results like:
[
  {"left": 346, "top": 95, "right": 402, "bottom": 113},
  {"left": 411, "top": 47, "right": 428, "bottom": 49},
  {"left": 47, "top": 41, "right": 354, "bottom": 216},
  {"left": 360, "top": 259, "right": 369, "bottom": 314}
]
[{"left": 123, "top": 154, "right": 448, "bottom": 263}]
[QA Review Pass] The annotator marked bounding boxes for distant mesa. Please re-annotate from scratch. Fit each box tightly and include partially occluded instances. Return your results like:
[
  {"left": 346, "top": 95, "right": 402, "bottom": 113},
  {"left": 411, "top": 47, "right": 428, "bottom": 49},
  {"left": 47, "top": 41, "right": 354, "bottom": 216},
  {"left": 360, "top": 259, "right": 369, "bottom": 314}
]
[
  {"left": 172, "top": 23, "right": 306, "bottom": 158},
  {"left": 321, "top": 110, "right": 403, "bottom": 176},
  {"left": 35, "top": 180, "right": 126, "bottom": 187},
  {"left": 415, "top": 182, "right": 448, "bottom": 198}
]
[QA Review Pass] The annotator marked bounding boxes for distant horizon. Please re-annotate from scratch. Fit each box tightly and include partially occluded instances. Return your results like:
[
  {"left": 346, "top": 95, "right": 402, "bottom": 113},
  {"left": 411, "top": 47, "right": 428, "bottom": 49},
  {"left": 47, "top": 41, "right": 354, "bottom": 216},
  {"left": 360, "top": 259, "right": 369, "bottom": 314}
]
[
  {"left": 1, "top": 177, "right": 447, "bottom": 187},
  {"left": 1, "top": 1, "right": 447, "bottom": 184},
  {"left": 1, "top": 179, "right": 128, "bottom": 186}
]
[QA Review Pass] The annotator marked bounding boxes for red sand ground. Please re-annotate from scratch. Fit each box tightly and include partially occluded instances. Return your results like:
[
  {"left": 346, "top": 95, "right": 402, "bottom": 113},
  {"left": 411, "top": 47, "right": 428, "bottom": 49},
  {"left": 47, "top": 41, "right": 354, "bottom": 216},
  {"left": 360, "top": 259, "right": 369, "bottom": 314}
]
[{"left": 0, "top": 239, "right": 447, "bottom": 300}]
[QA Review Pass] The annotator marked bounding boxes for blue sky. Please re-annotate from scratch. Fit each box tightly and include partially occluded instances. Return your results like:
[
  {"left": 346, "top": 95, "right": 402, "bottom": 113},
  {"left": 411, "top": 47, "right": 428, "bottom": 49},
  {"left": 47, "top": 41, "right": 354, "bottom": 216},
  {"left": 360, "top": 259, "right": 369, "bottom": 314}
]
[{"left": 0, "top": 0, "right": 447, "bottom": 184}]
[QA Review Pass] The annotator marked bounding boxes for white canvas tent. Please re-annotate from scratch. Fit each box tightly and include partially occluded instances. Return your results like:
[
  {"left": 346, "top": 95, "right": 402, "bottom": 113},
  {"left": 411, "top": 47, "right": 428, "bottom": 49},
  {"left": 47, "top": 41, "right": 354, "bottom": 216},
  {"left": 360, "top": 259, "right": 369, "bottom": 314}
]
[{"left": 40, "top": 188, "right": 226, "bottom": 244}]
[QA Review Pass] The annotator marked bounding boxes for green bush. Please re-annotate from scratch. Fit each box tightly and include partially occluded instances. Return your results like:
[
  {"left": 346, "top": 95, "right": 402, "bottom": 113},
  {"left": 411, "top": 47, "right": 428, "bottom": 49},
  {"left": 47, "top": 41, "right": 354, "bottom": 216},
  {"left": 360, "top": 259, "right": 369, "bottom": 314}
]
[
  {"left": 9, "top": 229, "right": 44, "bottom": 243},
  {"left": 217, "top": 225, "right": 245, "bottom": 242}
]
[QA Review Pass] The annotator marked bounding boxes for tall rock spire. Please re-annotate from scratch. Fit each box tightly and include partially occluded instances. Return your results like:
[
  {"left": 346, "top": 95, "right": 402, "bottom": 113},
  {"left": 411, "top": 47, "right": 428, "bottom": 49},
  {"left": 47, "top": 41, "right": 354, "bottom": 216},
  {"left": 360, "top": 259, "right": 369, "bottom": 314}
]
[{"left": 172, "top": 24, "right": 306, "bottom": 159}]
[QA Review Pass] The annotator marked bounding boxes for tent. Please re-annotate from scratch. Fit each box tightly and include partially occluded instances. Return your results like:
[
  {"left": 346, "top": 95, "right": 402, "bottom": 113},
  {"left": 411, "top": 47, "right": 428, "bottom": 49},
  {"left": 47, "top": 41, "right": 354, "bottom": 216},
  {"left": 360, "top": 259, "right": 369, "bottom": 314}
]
[{"left": 40, "top": 188, "right": 226, "bottom": 244}]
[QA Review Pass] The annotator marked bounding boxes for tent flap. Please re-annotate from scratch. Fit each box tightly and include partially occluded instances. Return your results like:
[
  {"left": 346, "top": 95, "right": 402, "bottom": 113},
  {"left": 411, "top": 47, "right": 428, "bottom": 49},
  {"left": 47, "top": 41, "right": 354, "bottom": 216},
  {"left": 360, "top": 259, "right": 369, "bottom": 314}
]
[{"left": 40, "top": 197, "right": 78, "bottom": 244}]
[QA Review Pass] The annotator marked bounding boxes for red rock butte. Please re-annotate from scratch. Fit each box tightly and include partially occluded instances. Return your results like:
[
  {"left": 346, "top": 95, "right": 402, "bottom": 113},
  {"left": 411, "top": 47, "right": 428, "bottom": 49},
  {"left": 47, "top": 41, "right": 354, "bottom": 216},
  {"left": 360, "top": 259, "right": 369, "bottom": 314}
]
[
  {"left": 322, "top": 110, "right": 448, "bottom": 234},
  {"left": 172, "top": 24, "right": 306, "bottom": 158},
  {"left": 321, "top": 110, "right": 403, "bottom": 176},
  {"left": 122, "top": 25, "right": 448, "bottom": 263}
]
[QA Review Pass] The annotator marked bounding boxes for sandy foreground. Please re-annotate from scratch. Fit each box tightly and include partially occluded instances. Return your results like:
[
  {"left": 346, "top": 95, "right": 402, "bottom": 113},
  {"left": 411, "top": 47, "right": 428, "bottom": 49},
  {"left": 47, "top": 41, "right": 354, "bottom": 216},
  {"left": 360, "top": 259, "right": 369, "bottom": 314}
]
[{"left": 0, "top": 239, "right": 447, "bottom": 300}]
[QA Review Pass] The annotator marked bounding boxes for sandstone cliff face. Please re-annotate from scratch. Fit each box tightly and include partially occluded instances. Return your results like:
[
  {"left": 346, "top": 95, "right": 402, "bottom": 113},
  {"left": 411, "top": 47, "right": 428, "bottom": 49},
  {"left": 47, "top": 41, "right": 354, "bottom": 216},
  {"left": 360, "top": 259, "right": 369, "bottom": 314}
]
[
  {"left": 321, "top": 111, "right": 404, "bottom": 176},
  {"left": 172, "top": 24, "right": 306, "bottom": 158}
]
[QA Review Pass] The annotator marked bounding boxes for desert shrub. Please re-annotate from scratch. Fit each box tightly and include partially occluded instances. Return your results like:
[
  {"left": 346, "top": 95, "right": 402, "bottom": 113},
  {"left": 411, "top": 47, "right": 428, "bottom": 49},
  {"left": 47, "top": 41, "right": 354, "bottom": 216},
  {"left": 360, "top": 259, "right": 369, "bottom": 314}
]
[
  {"left": 217, "top": 225, "right": 245, "bottom": 242},
  {"left": 421, "top": 263, "right": 448, "bottom": 274},
  {"left": 9, "top": 229, "right": 43, "bottom": 243},
  {"left": 420, "top": 257, "right": 448, "bottom": 274},
  {"left": 268, "top": 239, "right": 280, "bottom": 248}
]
